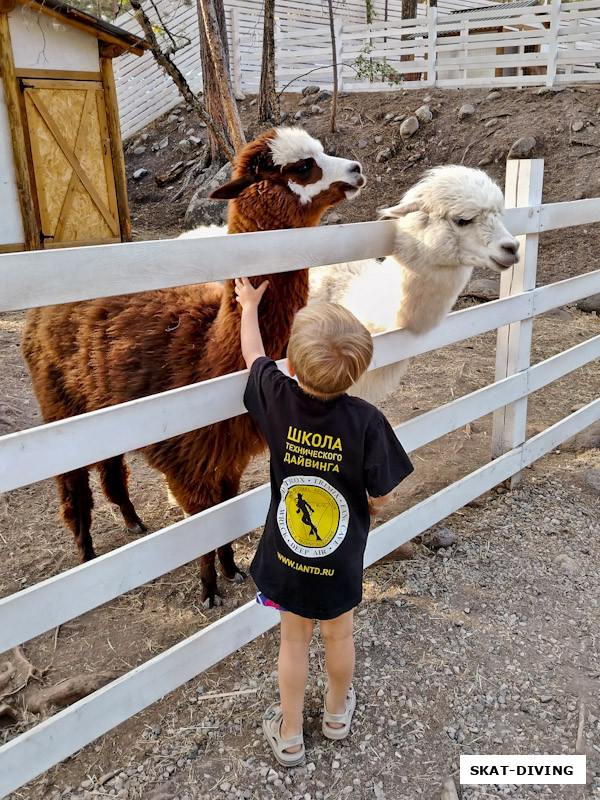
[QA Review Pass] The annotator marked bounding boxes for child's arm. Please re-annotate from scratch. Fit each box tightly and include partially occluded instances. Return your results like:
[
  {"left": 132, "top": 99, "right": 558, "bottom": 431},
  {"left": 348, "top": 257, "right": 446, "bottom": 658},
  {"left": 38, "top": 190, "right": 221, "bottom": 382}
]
[
  {"left": 368, "top": 489, "right": 393, "bottom": 517},
  {"left": 234, "top": 277, "right": 269, "bottom": 370}
]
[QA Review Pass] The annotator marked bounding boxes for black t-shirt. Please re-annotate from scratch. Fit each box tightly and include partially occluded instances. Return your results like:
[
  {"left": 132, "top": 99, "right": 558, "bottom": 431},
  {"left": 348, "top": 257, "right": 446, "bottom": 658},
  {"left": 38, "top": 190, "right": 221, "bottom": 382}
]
[{"left": 244, "top": 357, "right": 414, "bottom": 620}]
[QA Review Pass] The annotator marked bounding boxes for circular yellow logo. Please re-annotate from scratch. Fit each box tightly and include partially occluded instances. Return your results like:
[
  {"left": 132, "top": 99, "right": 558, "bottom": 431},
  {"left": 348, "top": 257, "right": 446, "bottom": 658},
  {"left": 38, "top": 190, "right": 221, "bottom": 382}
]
[{"left": 277, "top": 475, "right": 349, "bottom": 558}]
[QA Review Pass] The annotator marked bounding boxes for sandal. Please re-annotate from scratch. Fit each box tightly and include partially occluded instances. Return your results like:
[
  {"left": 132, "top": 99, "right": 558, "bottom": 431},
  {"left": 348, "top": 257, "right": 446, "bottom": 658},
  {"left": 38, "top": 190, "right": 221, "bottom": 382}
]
[
  {"left": 322, "top": 686, "right": 356, "bottom": 740},
  {"left": 262, "top": 703, "right": 305, "bottom": 767}
]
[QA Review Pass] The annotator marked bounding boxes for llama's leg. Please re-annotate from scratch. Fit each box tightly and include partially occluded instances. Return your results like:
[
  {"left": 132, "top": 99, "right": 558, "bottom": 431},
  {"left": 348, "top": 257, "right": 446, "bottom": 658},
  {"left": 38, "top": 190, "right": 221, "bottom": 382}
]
[
  {"left": 216, "top": 475, "right": 246, "bottom": 583},
  {"left": 98, "top": 455, "right": 148, "bottom": 534},
  {"left": 55, "top": 469, "right": 95, "bottom": 563}
]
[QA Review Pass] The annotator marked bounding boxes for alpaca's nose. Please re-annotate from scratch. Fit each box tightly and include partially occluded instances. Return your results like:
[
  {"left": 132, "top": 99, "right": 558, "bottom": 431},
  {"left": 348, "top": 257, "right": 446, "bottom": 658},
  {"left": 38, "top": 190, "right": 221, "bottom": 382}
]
[
  {"left": 501, "top": 239, "right": 519, "bottom": 256},
  {"left": 349, "top": 162, "right": 362, "bottom": 174}
]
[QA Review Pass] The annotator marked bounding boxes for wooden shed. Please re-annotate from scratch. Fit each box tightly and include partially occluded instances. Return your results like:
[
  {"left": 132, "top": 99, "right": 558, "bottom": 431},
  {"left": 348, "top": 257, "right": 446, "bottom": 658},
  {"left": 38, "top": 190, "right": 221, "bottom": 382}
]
[{"left": 0, "top": 0, "right": 145, "bottom": 252}]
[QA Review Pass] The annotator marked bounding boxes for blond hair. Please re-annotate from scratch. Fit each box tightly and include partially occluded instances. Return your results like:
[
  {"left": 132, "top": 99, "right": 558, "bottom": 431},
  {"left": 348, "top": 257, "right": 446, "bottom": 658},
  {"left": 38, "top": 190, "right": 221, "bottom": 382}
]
[{"left": 287, "top": 303, "right": 373, "bottom": 396}]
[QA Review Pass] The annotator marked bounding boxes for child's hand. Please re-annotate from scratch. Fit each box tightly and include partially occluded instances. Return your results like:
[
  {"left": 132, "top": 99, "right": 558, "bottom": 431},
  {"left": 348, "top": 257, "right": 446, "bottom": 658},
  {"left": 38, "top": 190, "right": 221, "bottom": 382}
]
[{"left": 235, "top": 277, "right": 269, "bottom": 310}]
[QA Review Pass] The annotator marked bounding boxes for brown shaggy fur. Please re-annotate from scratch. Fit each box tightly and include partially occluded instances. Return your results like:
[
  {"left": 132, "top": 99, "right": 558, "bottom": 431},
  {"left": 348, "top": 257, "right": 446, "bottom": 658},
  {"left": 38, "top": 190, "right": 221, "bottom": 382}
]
[{"left": 22, "top": 129, "right": 360, "bottom": 606}]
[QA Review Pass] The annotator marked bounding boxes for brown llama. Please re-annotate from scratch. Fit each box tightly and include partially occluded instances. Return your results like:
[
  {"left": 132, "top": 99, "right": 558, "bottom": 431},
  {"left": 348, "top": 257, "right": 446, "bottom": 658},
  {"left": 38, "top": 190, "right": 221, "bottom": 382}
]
[{"left": 22, "top": 127, "right": 365, "bottom": 607}]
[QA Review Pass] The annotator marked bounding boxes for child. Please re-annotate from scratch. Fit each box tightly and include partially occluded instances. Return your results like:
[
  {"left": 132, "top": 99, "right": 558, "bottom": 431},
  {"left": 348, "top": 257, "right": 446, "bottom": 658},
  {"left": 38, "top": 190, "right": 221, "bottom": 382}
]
[{"left": 235, "top": 277, "right": 414, "bottom": 767}]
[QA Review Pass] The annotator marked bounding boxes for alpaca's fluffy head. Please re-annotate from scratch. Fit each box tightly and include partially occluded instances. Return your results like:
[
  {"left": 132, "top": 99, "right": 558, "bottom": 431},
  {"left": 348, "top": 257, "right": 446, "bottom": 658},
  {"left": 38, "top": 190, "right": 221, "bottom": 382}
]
[
  {"left": 381, "top": 165, "right": 519, "bottom": 274},
  {"left": 209, "top": 128, "right": 365, "bottom": 212}
]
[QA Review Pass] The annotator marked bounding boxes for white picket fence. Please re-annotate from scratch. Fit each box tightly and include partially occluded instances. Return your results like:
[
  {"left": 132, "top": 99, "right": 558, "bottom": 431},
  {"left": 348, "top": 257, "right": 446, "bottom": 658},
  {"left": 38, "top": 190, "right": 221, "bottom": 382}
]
[
  {"left": 114, "top": 0, "right": 600, "bottom": 138},
  {"left": 0, "top": 159, "right": 600, "bottom": 797}
]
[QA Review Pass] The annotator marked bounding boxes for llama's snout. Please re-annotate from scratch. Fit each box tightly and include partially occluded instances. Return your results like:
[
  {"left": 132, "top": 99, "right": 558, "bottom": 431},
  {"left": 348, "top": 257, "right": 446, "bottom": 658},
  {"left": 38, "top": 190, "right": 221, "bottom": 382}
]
[{"left": 491, "top": 235, "right": 520, "bottom": 269}]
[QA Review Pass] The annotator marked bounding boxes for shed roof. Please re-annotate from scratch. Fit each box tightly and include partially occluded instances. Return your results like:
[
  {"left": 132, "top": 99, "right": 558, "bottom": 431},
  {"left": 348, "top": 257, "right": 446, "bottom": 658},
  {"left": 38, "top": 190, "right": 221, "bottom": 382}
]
[{"left": 14, "top": 0, "right": 146, "bottom": 56}]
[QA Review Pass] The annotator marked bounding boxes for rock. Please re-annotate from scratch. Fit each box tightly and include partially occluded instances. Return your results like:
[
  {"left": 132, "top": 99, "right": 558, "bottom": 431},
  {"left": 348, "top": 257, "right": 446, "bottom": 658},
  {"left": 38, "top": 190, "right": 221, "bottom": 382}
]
[
  {"left": 576, "top": 292, "right": 600, "bottom": 313},
  {"left": 375, "top": 147, "right": 393, "bottom": 163},
  {"left": 279, "top": 111, "right": 288, "bottom": 122},
  {"left": 294, "top": 110, "right": 304, "bottom": 121},
  {"left": 415, "top": 105, "right": 432, "bottom": 123},
  {"left": 393, "top": 113, "right": 407, "bottom": 123},
  {"left": 384, "top": 112, "right": 395, "bottom": 121},
  {"left": 458, "top": 103, "right": 476, "bottom": 121},
  {"left": 178, "top": 139, "right": 191, "bottom": 153},
  {"left": 393, "top": 541, "right": 415, "bottom": 560},
  {"left": 133, "top": 146, "right": 146, "bottom": 155},
  {"left": 184, "top": 162, "right": 232, "bottom": 228},
  {"left": 540, "top": 305, "right": 571, "bottom": 320},
  {"left": 485, "top": 118, "right": 498, "bottom": 128},
  {"left": 487, "top": 90, "right": 502, "bottom": 100},
  {"left": 302, "top": 85, "right": 320, "bottom": 96},
  {"left": 189, "top": 135, "right": 202, "bottom": 146},
  {"left": 132, "top": 168, "right": 148, "bottom": 180},
  {"left": 561, "top": 421, "right": 600, "bottom": 452},
  {"left": 327, "top": 213, "right": 343, "bottom": 224},
  {"left": 553, "top": 554, "right": 578, "bottom": 576},
  {"left": 583, "top": 469, "right": 600, "bottom": 492},
  {"left": 572, "top": 119, "right": 584, "bottom": 132},
  {"left": 158, "top": 136, "right": 169, "bottom": 150},
  {"left": 400, "top": 116, "right": 419, "bottom": 139},
  {"left": 374, "top": 135, "right": 383, "bottom": 144},
  {"left": 357, "top": 139, "right": 368, "bottom": 149},
  {"left": 317, "top": 91, "right": 332, "bottom": 101},
  {"left": 425, "top": 525, "right": 457, "bottom": 549},
  {"left": 477, "top": 155, "right": 492, "bottom": 167},
  {"left": 167, "top": 114, "right": 179, "bottom": 123},
  {"left": 141, "top": 133, "right": 150, "bottom": 142},
  {"left": 463, "top": 277, "right": 500, "bottom": 300},
  {"left": 508, "top": 136, "right": 536, "bottom": 159},
  {"left": 408, "top": 152, "right": 422, "bottom": 163},
  {"left": 235, "top": 93, "right": 246, "bottom": 101},
  {"left": 309, "top": 104, "right": 322, "bottom": 114}
]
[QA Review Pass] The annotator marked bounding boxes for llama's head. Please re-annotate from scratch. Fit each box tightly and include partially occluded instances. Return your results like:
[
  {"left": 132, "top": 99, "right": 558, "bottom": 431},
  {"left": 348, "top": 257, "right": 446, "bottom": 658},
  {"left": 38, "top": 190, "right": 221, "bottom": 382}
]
[
  {"left": 381, "top": 165, "right": 519, "bottom": 274},
  {"left": 210, "top": 128, "right": 365, "bottom": 230}
]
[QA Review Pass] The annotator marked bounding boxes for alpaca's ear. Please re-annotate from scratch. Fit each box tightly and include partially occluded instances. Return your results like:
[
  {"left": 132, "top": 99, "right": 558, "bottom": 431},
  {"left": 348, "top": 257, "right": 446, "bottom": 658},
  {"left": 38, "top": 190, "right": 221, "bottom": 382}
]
[
  {"left": 379, "top": 200, "right": 421, "bottom": 219},
  {"left": 209, "top": 175, "right": 257, "bottom": 200}
]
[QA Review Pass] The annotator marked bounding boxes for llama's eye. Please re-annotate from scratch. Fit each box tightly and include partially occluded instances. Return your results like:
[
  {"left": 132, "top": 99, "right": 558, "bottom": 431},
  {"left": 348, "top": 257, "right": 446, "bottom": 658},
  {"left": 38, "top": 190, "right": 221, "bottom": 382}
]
[
  {"left": 295, "top": 159, "right": 313, "bottom": 175},
  {"left": 455, "top": 218, "right": 473, "bottom": 227}
]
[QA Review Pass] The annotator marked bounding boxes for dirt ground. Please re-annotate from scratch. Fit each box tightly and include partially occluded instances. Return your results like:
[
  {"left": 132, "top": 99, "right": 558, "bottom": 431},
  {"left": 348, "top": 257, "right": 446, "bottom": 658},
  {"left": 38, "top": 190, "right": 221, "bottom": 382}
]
[{"left": 1, "top": 87, "right": 599, "bottom": 800}]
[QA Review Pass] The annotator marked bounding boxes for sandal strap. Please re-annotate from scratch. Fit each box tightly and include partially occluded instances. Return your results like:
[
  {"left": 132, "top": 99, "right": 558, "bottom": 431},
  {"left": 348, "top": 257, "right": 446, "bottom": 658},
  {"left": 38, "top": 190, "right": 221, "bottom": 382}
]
[
  {"left": 264, "top": 704, "right": 304, "bottom": 748},
  {"left": 323, "top": 686, "right": 355, "bottom": 723}
]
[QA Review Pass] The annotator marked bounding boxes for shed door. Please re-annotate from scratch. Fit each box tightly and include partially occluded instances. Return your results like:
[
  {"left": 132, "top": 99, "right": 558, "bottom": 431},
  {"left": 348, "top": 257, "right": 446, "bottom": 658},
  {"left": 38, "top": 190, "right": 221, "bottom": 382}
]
[{"left": 21, "top": 79, "right": 120, "bottom": 247}]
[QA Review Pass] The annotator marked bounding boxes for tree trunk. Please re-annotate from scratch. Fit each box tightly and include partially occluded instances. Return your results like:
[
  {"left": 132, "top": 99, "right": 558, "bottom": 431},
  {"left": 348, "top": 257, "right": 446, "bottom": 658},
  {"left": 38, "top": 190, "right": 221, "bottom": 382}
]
[
  {"left": 197, "top": 0, "right": 246, "bottom": 162},
  {"left": 258, "top": 0, "right": 279, "bottom": 122},
  {"left": 327, "top": 0, "right": 338, "bottom": 133},
  {"left": 130, "top": 0, "right": 235, "bottom": 163},
  {"left": 402, "top": 0, "right": 417, "bottom": 18}
]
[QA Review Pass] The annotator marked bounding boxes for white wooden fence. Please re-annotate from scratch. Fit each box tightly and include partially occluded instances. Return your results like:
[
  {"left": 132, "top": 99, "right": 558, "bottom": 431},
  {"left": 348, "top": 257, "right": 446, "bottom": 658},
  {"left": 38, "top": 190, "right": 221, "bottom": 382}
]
[
  {"left": 115, "top": 0, "right": 600, "bottom": 138},
  {"left": 0, "top": 160, "right": 600, "bottom": 797}
]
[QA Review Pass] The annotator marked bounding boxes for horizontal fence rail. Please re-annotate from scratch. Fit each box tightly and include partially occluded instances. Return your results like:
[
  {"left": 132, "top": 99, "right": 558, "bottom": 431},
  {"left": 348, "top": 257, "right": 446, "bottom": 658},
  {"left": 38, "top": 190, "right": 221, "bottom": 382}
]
[
  {"left": 0, "top": 396, "right": 598, "bottom": 799},
  {"left": 1, "top": 270, "right": 599, "bottom": 496},
  {"left": 3, "top": 199, "right": 600, "bottom": 313}
]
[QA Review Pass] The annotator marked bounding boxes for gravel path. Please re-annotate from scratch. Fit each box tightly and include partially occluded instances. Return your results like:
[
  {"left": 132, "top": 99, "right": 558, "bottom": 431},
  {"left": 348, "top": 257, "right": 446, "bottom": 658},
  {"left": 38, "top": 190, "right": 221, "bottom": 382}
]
[{"left": 12, "top": 452, "right": 600, "bottom": 800}]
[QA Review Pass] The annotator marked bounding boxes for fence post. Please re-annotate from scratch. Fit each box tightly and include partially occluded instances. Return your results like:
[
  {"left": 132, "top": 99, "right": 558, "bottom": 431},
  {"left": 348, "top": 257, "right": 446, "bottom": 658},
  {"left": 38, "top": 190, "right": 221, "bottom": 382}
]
[
  {"left": 335, "top": 16, "right": 344, "bottom": 91},
  {"left": 426, "top": 5, "right": 438, "bottom": 87},
  {"left": 491, "top": 159, "right": 544, "bottom": 485},
  {"left": 230, "top": 6, "right": 243, "bottom": 98},
  {"left": 546, "top": 0, "right": 561, "bottom": 87}
]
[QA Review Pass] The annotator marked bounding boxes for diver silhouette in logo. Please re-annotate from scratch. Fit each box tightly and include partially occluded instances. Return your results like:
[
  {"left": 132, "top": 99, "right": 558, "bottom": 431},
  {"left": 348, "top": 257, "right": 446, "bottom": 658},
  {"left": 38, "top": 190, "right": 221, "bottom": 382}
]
[{"left": 295, "top": 493, "right": 322, "bottom": 541}]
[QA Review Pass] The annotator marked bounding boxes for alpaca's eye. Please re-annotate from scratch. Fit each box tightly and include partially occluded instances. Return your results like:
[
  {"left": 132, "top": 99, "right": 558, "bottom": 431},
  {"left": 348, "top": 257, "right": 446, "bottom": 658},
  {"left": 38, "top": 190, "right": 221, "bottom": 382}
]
[
  {"left": 295, "top": 159, "right": 313, "bottom": 175},
  {"left": 455, "top": 218, "right": 473, "bottom": 227}
]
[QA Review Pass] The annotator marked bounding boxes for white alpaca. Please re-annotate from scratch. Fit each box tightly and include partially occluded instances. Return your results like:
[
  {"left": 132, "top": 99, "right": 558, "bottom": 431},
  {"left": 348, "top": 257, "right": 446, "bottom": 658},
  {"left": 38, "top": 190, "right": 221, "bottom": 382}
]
[{"left": 309, "top": 165, "right": 520, "bottom": 401}]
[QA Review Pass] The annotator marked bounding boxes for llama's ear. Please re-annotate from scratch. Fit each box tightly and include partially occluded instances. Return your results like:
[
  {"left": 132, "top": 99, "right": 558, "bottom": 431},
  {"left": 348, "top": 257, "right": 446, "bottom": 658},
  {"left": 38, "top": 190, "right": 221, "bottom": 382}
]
[
  {"left": 209, "top": 175, "right": 257, "bottom": 200},
  {"left": 379, "top": 200, "right": 421, "bottom": 219}
]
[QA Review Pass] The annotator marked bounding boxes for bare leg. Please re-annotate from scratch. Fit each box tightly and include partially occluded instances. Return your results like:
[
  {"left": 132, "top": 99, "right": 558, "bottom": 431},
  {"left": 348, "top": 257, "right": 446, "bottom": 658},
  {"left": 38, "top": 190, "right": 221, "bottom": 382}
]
[
  {"left": 98, "top": 455, "right": 147, "bottom": 534},
  {"left": 56, "top": 469, "right": 95, "bottom": 563},
  {"left": 275, "top": 611, "right": 314, "bottom": 752},
  {"left": 320, "top": 610, "right": 355, "bottom": 729}
]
